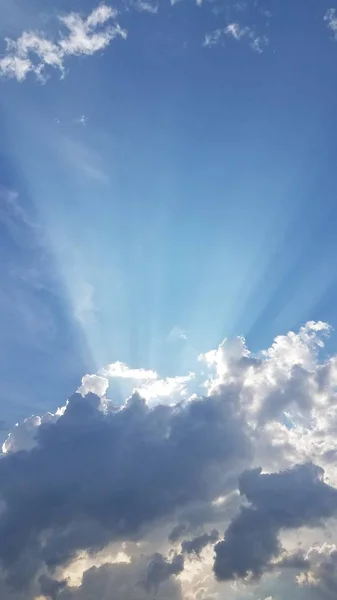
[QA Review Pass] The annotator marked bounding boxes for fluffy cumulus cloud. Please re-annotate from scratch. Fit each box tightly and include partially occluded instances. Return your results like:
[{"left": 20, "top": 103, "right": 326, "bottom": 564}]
[
  {"left": 80, "top": 361, "right": 195, "bottom": 406},
  {"left": 0, "top": 3, "right": 127, "bottom": 82},
  {"left": 2, "top": 321, "right": 337, "bottom": 600}
]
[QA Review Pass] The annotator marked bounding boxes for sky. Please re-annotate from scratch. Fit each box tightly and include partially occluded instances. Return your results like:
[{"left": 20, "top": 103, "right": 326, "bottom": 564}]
[{"left": 2, "top": 0, "right": 337, "bottom": 599}]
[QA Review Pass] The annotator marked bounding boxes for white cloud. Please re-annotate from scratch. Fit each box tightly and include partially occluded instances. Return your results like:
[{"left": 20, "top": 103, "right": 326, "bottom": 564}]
[
  {"left": 84, "top": 359, "right": 194, "bottom": 407},
  {"left": 0, "top": 3, "right": 127, "bottom": 82},
  {"left": 132, "top": 0, "right": 159, "bottom": 14},
  {"left": 325, "top": 8, "right": 337, "bottom": 37},
  {"left": 58, "top": 5, "right": 125, "bottom": 56},
  {"left": 250, "top": 35, "right": 269, "bottom": 54},
  {"left": 2, "top": 415, "right": 42, "bottom": 454},
  {"left": 203, "top": 28, "right": 224, "bottom": 47},
  {"left": 204, "top": 22, "right": 269, "bottom": 53},
  {"left": 79, "top": 374, "right": 109, "bottom": 398},
  {"left": 225, "top": 23, "right": 249, "bottom": 40},
  {"left": 69, "top": 277, "right": 102, "bottom": 326},
  {"left": 99, "top": 361, "right": 194, "bottom": 405},
  {"left": 102, "top": 361, "right": 158, "bottom": 380},
  {"left": 138, "top": 374, "right": 194, "bottom": 404},
  {"left": 168, "top": 326, "right": 188, "bottom": 342},
  {"left": 76, "top": 115, "right": 88, "bottom": 126},
  {"left": 2, "top": 407, "right": 65, "bottom": 454}
]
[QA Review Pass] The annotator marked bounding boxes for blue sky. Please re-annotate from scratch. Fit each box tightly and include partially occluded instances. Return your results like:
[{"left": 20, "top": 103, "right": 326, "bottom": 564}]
[
  {"left": 0, "top": 0, "right": 337, "bottom": 419},
  {"left": 3, "top": 2, "right": 337, "bottom": 599},
  {"left": 2, "top": 0, "right": 337, "bottom": 425}
]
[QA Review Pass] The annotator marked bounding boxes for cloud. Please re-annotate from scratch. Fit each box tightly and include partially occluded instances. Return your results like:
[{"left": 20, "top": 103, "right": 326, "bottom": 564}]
[
  {"left": 168, "top": 326, "right": 188, "bottom": 342},
  {"left": 181, "top": 530, "right": 219, "bottom": 557},
  {"left": 58, "top": 555, "right": 184, "bottom": 600},
  {"left": 204, "top": 22, "right": 269, "bottom": 53},
  {"left": 214, "top": 463, "right": 337, "bottom": 581},
  {"left": 132, "top": 0, "right": 159, "bottom": 14},
  {"left": 144, "top": 553, "right": 184, "bottom": 593},
  {"left": 0, "top": 3, "right": 127, "bottom": 82},
  {"left": 76, "top": 115, "right": 88, "bottom": 126},
  {"left": 300, "top": 544, "right": 337, "bottom": 598},
  {"left": 137, "top": 374, "right": 194, "bottom": 404},
  {"left": 225, "top": 23, "right": 249, "bottom": 40},
  {"left": 1, "top": 321, "right": 337, "bottom": 599},
  {"left": 325, "top": 8, "right": 337, "bottom": 37},
  {"left": 98, "top": 361, "right": 194, "bottom": 406},
  {"left": 78, "top": 374, "right": 110, "bottom": 398},
  {"left": 0, "top": 386, "right": 250, "bottom": 595},
  {"left": 73, "top": 280, "right": 98, "bottom": 324},
  {"left": 101, "top": 361, "right": 158, "bottom": 380}
]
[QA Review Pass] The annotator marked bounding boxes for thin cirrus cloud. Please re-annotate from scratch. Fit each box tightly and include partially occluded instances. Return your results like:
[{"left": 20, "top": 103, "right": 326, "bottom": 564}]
[
  {"left": 1, "top": 321, "right": 337, "bottom": 598},
  {"left": 204, "top": 22, "right": 269, "bottom": 53},
  {"left": 0, "top": 3, "right": 127, "bottom": 82},
  {"left": 167, "top": 326, "right": 188, "bottom": 342},
  {"left": 132, "top": 0, "right": 159, "bottom": 14}
]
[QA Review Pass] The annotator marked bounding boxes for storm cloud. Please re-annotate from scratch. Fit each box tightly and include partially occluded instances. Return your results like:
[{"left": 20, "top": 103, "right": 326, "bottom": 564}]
[
  {"left": 214, "top": 463, "right": 337, "bottom": 581},
  {"left": 0, "top": 386, "right": 250, "bottom": 592},
  {"left": 181, "top": 530, "right": 219, "bottom": 557},
  {"left": 1, "top": 321, "right": 337, "bottom": 599}
]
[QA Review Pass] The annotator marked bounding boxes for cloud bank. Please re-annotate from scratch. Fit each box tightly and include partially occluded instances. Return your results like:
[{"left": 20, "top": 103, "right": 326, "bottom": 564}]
[{"left": 1, "top": 321, "right": 337, "bottom": 600}]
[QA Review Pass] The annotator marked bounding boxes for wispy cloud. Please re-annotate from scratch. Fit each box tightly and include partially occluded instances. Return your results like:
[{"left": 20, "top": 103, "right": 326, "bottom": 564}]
[
  {"left": 225, "top": 22, "right": 249, "bottom": 40},
  {"left": 167, "top": 325, "right": 187, "bottom": 342},
  {"left": 132, "top": 0, "right": 159, "bottom": 14},
  {"left": 0, "top": 3, "right": 127, "bottom": 82},
  {"left": 204, "top": 22, "right": 269, "bottom": 53},
  {"left": 56, "top": 135, "right": 109, "bottom": 183},
  {"left": 325, "top": 8, "right": 337, "bottom": 37},
  {"left": 76, "top": 115, "right": 88, "bottom": 126},
  {"left": 73, "top": 281, "right": 98, "bottom": 325}
]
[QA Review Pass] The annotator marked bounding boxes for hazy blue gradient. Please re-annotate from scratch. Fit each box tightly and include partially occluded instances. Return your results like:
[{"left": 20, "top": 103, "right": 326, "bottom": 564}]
[{"left": 1, "top": 0, "right": 337, "bottom": 426}]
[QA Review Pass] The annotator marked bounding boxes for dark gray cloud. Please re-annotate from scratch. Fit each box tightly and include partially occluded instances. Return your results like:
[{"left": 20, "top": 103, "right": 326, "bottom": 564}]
[
  {"left": 214, "top": 505, "right": 280, "bottom": 581},
  {"left": 57, "top": 556, "right": 183, "bottom": 600},
  {"left": 275, "top": 549, "right": 337, "bottom": 600},
  {"left": 181, "top": 530, "right": 219, "bottom": 557},
  {"left": 274, "top": 552, "right": 310, "bottom": 571},
  {"left": 169, "top": 524, "right": 188, "bottom": 543},
  {"left": 214, "top": 463, "right": 337, "bottom": 581},
  {"left": 0, "top": 387, "right": 251, "bottom": 594},
  {"left": 144, "top": 553, "right": 184, "bottom": 593},
  {"left": 307, "top": 549, "right": 337, "bottom": 599},
  {"left": 38, "top": 574, "right": 67, "bottom": 600}
]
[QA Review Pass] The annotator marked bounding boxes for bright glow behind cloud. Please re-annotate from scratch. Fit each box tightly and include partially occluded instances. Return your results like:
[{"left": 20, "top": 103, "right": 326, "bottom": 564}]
[{"left": 102, "top": 361, "right": 158, "bottom": 380}]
